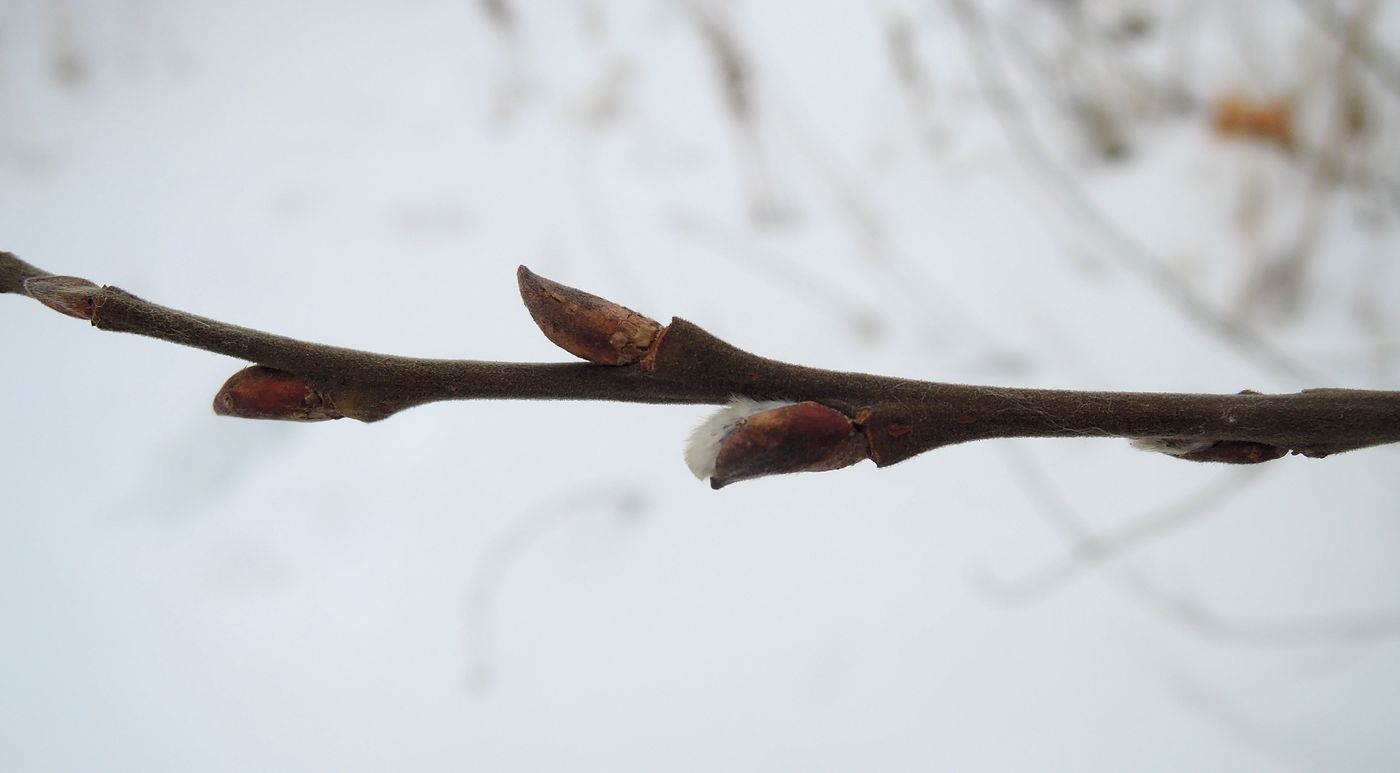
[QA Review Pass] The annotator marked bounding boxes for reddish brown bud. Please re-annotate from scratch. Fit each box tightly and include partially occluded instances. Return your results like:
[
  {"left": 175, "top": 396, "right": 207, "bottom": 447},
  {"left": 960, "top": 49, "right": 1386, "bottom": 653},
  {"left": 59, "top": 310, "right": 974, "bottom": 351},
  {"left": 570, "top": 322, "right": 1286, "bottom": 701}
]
[
  {"left": 517, "top": 265, "right": 661, "bottom": 365},
  {"left": 1174, "top": 440, "right": 1288, "bottom": 464},
  {"left": 711, "top": 401, "right": 869, "bottom": 489},
  {"left": 213, "top": 365, "right": 341, "bottom": 421},
  {"left": 23, "top": 276, "right": 101, "bottom": 320}
]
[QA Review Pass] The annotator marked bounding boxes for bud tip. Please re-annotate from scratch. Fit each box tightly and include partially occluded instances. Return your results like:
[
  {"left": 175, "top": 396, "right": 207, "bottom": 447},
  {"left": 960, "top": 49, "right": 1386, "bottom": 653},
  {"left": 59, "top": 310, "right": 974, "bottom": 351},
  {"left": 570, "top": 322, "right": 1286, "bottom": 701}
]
[
  {"left": 517, "top": 265, "right": 661, "bottom": 365},
  {"left": 23, "top": 275, "right": 100, "bottom": 320}
]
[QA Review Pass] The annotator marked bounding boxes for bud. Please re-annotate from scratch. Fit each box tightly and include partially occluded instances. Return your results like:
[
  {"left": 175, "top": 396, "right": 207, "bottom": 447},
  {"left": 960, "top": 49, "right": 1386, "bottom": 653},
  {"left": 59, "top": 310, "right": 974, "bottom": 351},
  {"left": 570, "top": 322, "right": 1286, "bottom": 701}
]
[
  {"left": 1131, "top": 437, "right": 1287, "bottom": 464},
  {"left": 517, "top": 265, "right": 661, "bottom": 365},
  {"left": 1175, "top": 440, "right": 1288, "bottom": 464},
  {"left": 23, "top": 276, "right": 101, "bottom": 320},
  {"left": 685, "top": 398, "right": 869, "bottom": 488},
  {"left": 212, "top": 365, "right": 340, "bottom": 421}
]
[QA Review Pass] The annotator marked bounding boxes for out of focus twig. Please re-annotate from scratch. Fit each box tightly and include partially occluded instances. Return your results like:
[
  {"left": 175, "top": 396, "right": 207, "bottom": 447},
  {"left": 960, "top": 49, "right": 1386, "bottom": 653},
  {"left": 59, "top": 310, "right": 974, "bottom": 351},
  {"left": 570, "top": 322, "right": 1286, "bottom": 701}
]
[
  {"left": 462, "top": 484, "right": 646, "bottom": 691},
  {"left": 980, "top": 444, "right": 1267, "bottom": 603},
  {"left": 1294, "top": 0, "right": 1400, "bottom": 101},
  {"left": 982, "top": 441, "right": 1400, "bottom": 645},
  {"left": 687, "top": 2, "right": 795, "bottom": 223},
  {"left": 949, "top": 0, "right": 1324, "bottom": 382}
]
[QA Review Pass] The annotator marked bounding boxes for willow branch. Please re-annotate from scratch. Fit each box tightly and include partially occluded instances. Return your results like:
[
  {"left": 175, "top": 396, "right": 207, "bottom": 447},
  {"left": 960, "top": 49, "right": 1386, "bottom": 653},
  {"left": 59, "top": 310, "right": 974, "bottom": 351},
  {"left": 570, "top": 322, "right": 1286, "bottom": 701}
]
[{"left": 4, "top": 251, "right": 1398, "bottom": 488}]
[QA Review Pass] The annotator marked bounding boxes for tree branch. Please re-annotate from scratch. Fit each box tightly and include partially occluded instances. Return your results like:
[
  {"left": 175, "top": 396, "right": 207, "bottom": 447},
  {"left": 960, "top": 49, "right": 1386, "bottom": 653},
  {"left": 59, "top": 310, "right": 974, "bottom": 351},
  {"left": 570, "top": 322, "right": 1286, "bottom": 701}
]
[{"left": 4, "top": 251, "right": 1398, "bottom": 487}]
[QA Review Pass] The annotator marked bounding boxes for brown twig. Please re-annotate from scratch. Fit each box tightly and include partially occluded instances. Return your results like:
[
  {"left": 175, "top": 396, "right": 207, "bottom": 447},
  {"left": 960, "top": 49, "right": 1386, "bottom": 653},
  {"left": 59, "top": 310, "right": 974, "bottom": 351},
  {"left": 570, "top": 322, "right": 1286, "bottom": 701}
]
[{"left": 4, "top": 251, "right": 1399, "bottom": 488}]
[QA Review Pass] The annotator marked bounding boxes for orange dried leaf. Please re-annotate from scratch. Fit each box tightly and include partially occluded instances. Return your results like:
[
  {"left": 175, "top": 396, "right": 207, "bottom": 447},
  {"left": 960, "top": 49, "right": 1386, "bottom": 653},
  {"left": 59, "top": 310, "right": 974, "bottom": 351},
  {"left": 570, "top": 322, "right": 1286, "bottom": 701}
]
[{"left": 1212, "top": 93, "right": 1293, "bottom": 148}]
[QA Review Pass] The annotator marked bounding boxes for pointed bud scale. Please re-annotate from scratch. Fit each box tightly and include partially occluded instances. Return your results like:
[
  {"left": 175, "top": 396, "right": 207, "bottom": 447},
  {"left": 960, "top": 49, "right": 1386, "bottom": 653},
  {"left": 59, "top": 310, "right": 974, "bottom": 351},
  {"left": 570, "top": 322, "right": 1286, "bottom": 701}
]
[
  {"left": 517, "top": 265, "right": 661, "bottom": 365},
  {"left": 697, "top": 400, "right": 869, "bottom": 489},
  {"left": 23, "top": 276, "right": 101, "bottom": 320},
  {"left": 212, "top": 365, "right": 340, "bottom": 421}
]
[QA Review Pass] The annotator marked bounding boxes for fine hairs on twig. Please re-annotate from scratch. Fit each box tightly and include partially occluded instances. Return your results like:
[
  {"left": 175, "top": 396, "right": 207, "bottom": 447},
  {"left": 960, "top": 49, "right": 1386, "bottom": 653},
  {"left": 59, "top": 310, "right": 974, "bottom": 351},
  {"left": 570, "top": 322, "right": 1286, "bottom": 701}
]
[{"left": 3, "top": 251, "right": 1399, "bottom": 489}]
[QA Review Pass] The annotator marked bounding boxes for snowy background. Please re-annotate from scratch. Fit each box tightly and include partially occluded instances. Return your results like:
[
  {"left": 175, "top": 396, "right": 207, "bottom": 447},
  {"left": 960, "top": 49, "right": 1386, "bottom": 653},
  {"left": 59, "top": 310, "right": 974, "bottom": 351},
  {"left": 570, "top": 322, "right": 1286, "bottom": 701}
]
[{"left": 2, "top": 0, "right": 1399, "bottom": 770}]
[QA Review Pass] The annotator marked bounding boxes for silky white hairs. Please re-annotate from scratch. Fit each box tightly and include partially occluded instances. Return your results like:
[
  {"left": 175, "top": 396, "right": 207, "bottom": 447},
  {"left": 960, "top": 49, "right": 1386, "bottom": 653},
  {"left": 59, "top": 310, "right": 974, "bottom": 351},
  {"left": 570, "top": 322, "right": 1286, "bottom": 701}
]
[
  {"left": 684, "top": 397, "right": 796, "bottom": 479},
  {"left": 1129, "top": 437, "right": 1216, "bottom": 456}
]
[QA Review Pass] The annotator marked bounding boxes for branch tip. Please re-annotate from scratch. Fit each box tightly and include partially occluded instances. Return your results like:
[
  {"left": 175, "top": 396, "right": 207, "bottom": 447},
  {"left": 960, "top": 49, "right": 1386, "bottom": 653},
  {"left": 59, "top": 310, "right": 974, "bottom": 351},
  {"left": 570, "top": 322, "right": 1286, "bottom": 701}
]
[{"left": 22, "top": 275, "right": 101, "bottom": 320}]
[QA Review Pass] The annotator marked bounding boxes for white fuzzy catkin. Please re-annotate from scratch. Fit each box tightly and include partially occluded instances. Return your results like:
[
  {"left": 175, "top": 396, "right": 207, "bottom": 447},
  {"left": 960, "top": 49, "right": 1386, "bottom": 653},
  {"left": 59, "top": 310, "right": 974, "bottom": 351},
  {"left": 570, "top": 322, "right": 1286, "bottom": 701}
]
[
  {"left": 684, "top": 398, "right": 796, "bottom": 480},
  {"left": 1129, "top": 437, "right": 1216, "bottom": 456}
]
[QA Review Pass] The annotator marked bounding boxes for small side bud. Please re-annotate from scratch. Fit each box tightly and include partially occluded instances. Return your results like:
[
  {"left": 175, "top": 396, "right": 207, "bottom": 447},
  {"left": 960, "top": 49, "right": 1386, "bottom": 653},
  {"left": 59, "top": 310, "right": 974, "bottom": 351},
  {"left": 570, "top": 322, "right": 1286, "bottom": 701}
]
[
  {"left": 1131, "top": 437, "right": 1286, "bottom": 464},
  {"left": 1176, "top": 441, "right": 1288, "bottom": 464},
  {"left": 686, "top": 398, "right": 869, "bottom": 489},
  {"left": 23, "top": 275, "right": 101, "bottom": 320},
  {"left": 517, "top": 265, "right": 661, "bottom": 365},
  {"left": 213, "top": 365, "right": 341, "bottom": 421}
]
